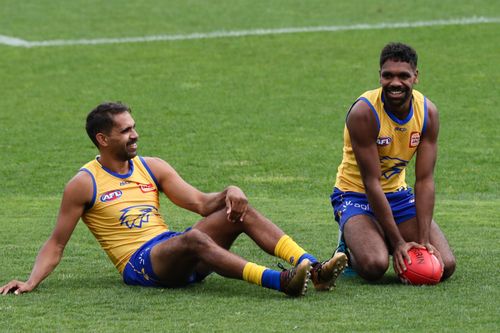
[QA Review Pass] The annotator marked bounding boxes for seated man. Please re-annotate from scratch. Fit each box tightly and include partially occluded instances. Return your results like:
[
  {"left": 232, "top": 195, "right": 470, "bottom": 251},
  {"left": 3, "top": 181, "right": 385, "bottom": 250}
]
[{"left": 1, "top": 102, "right": 347, "bottom": 297}]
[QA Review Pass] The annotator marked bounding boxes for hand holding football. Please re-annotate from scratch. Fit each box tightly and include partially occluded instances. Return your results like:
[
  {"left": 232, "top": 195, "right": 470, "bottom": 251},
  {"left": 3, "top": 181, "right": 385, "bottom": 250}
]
[{"left": 398, "top": 247, "right": 443, "bottom": 285}]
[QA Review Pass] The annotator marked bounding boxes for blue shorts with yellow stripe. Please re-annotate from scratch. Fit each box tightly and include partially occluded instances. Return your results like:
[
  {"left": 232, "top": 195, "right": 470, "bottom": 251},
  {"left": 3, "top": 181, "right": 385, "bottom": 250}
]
[
  {"left": 330, "top": 187, "right": 416, "bottom": 232},
  {"left": 122, "top": 228, "right": 205, "bottom": 287}
]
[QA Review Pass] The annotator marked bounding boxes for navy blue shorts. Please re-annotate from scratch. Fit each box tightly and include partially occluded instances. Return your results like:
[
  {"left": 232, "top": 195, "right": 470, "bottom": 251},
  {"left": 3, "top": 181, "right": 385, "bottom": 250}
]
[
  {"left": 330, "top": 187, "right": 416, "bottom": 232},
  {"left": 122, "top": 228, "right": 205, "bottom": 287}
]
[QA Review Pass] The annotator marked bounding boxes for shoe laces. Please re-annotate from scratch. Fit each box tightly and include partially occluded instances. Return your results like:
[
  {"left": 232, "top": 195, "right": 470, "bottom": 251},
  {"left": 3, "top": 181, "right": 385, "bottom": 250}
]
[
  {"left": 311, "top": 261, "right": 324, "bottom": 279},
  {"left": 277, "top": 262, "right": 287, "bottom": 271}
]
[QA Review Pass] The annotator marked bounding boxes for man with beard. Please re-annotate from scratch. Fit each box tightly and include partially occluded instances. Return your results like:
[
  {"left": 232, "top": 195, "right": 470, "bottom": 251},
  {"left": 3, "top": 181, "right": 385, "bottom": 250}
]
[
  {"left": 331, "top": 42, "right": 455, "bottom": 282},
  {"left": 1, "top": 102, "right": 347, "bottom": 297}
]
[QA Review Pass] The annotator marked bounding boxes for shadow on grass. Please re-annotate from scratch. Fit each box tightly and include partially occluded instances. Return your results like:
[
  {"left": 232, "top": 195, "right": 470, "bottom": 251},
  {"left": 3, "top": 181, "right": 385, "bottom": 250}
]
[
  {"left": 338, "top": 272, "right": 410, "bottom": 286},
  {"left": 45, "top": 267, "right": 448, "bottom": 301},
  {"left": 48, "top": 273, "right": 287, "bottom": 300}
]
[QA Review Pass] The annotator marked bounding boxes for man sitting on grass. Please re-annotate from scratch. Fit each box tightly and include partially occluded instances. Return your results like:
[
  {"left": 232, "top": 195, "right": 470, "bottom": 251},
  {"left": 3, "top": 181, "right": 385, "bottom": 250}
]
[{"left": 1, "top": 102, "right": 347, "bottom": 297}]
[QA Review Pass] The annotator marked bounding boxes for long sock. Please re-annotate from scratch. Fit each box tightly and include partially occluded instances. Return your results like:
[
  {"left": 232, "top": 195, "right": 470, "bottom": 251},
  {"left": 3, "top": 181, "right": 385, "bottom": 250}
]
[
  {"left": 274, "top": 235, "right": 318, "bottom": 266},
  {"left": 242, "top": 262, "right": 281, "bottom": 291}
]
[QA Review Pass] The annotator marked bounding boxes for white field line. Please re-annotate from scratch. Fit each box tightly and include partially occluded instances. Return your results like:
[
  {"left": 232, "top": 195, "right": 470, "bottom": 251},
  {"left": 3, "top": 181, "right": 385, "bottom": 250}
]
[{"left": 1, "top": 16, "right": 499, "bottom": 48}]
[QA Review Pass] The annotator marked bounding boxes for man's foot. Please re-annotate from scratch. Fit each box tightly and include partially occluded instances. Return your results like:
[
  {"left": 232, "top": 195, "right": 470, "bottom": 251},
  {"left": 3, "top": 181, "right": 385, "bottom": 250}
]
[
  {"left": 280, "top": 259, "right": 311, "bottom": 297},
  {"left": 310, "top": 252, "right": 348, "bottom": 291},
  {"left": 335, "top": 230, "right": 357, "bottom": 277}
]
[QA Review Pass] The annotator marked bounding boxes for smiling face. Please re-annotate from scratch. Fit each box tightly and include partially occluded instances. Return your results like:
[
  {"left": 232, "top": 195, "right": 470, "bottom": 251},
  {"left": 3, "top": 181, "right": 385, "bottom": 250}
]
[
  {"left": 379, "top": 59, "right": 418, "bottom": 110},
  {"left": 103, "top": 112, "right": 139, "bottom": 161}
]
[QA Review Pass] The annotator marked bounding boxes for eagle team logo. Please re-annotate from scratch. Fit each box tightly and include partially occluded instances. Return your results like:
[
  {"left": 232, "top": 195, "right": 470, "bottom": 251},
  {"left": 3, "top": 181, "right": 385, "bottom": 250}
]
[
  {"left": 119, "top": 205, "right": 159, "bottom": 229},
  {"left": 380, "top": 156, "right": 409, "bottom": 179}
]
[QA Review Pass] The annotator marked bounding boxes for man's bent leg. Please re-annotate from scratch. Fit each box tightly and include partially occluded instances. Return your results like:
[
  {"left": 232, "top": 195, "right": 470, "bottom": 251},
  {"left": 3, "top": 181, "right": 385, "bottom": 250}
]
[
  {"left": 192, "top": 207, "right": 284, "bottom": 255},
  {"left": 429, "top": 222, "right": 456, "bottom": 280},
  {"left": 150, "top": 229, "right": 311, "bottom": 296},
  {"left": 193, "top": 207, "right": 317, "bottom": 266},
  {"left": 192, "top": 206, "right": 343, "bottom": 291},
  {"left": 343, "top": 215, "right": 390, "bottom": 281},
  {"left": 150, "top": 229, "right": 247, "bottom": 287}
]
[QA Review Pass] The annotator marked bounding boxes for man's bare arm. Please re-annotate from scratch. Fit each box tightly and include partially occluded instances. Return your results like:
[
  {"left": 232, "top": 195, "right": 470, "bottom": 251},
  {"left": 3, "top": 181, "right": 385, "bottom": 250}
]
[{"left": 0, "top": 172, "right": 92, "bottom": 295}]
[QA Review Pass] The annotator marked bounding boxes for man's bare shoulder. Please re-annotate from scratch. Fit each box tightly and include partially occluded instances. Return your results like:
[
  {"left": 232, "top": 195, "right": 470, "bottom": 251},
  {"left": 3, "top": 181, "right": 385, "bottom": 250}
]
[
  {"left": 141, "top": 156, "right": 163, "bottom": 164},
  {"left": 141, "top": 156, "right": 173, "bottom": 170},
  {"left": 140, "top": 156, "right": 178, "bottom": 180},
  {"left": 63, "top": 170, "right": 94, "bottom": 204},
  {"left": 347, "top": 98, "right": 375, "bottom": 122},
  {"left": 426, "top": 98, "right": 438, "bottom": 116},
  {"left": 346, "top": 99, "right": 379, "bottom": 141}
]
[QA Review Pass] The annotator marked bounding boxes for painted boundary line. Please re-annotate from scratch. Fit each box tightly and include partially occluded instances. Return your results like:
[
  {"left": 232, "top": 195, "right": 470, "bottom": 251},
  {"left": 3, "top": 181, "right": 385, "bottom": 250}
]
[{"left": 1, "top": 16, "right": 499, "bottom": 48}]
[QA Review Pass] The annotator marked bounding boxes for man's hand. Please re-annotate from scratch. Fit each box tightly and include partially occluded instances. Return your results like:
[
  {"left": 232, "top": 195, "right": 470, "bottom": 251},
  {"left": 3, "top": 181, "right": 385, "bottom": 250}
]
[
  {"left": 422, "top": 242, "right": 444, "bottom": 271},
  {"left": 392, "top": 241, "right": 425, "bottom": 275},
  {"left": 0, "top": 280, "right": 34, "bottom": 296},
  {"left": 225, "top": 186, "right": 248, "bottom": 223}
]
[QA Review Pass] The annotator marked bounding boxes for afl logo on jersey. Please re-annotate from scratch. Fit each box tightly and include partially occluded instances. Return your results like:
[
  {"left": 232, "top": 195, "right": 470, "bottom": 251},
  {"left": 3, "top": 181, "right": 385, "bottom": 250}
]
[
  {"left": 377, "top": 136, "right": 392, "bottom": 146},
  {"left": 100, "top": 190, "right": 123, "bottom": 202}
]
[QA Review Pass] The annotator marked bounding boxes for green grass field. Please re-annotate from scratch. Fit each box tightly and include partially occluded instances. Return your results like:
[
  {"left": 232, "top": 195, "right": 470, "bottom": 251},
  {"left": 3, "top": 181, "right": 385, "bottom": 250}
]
[{"left": 1, "top": 1, "right": 499, "bottom": 332}]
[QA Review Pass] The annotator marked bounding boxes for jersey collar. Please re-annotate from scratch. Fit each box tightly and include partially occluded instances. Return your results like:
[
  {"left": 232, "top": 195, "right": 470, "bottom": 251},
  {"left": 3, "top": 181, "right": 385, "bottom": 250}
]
[{"left": 95, "top": 156, "right": 134, "bottom": 179}]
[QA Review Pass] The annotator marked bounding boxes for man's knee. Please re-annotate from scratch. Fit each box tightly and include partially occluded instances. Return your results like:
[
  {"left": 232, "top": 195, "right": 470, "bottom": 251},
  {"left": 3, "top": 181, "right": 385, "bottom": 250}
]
[
  {"left": 153, "top": 229, "right": 214, "bottom": 260},
  {"left": 442, "top": 253, "right": 456, "bottom": 280},
  {"left": 242, "top": 205, "right": 259, "bottom": 221},
  {"left": 184, "top": 229, "right": 215, "bottom": 253},
  {"left": 354, "top": 255, "right": 389, "bottom": 281}
]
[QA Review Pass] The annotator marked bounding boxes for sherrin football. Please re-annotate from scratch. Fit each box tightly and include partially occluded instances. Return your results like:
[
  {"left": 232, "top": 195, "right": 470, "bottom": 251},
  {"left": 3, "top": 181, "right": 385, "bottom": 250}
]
[{"left": 398, "top": 247, "right": 443, "bottom": 285}]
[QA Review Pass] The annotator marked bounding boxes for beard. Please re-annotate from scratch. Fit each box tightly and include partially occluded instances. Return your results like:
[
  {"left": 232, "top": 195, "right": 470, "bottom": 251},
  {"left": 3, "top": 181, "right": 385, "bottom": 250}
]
[
  {"left": 115, "top": 140, "right": 138, "bottom": 161},
  {"left": 383, "top": 86, "right": 411, "bottom": 108}
]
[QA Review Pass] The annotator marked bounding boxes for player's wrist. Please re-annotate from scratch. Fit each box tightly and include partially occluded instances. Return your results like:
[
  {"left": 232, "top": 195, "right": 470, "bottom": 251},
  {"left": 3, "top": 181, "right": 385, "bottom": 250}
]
[
  {"left": 417, "top": 233, "right": 430, "bottom": 245},
  {"left": 391, "top": 238, "right": 406, "bottom": 249},
  {"left": 25, "top": 280, "right": 37, "bottom": 291}
]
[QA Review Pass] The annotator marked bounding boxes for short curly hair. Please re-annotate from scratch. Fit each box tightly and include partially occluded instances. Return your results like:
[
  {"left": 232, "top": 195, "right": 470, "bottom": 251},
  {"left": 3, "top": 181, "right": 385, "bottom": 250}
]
[{"left": 380, "top": 42, "right": 418, "bottom": 69}]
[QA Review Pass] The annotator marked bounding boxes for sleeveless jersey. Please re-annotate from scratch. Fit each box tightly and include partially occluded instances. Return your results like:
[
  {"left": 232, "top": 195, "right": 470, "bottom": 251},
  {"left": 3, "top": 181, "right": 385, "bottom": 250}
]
[
  {"left": 80, "top": 156, "right": 168, "bottom": 273},
  {"left": 335, "top": 87, "right": 428, "bottom": 193}
]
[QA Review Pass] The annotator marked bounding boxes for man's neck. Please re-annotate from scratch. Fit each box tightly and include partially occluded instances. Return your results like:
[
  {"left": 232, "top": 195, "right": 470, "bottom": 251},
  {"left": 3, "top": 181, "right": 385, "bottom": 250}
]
[
  {"left": 387, "top": 104, "right": 410, "bottom": 120},
  {"left": 383, "top": 94, "right": 412, "bottom": 120},
  {"left": 97, "top": 155, "right": 131, "bottom": 174}
]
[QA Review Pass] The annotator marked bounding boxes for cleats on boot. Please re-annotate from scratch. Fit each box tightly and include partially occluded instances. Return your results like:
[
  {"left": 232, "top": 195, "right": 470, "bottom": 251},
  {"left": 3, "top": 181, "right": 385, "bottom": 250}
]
[
  {"left": 280, "top": 259, "right": 312, "bottom": 297},
  {"left": 310, "top": 252, "right": 348, "bottom": 291}
]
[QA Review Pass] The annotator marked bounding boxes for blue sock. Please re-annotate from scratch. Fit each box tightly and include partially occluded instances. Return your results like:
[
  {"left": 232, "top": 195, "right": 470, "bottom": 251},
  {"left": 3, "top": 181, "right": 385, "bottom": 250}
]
[
  {"left": 261, "top": 269, "right": 281, "bottom": 291},
  {"left": 297, "top": 253, "right": 318, "bottom": 265}
]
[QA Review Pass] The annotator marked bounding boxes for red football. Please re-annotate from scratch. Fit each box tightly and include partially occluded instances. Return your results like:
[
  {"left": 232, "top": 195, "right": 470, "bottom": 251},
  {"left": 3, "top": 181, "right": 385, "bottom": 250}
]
[{"left": 398, "top": 247, "right": 443, "bottom": 285}]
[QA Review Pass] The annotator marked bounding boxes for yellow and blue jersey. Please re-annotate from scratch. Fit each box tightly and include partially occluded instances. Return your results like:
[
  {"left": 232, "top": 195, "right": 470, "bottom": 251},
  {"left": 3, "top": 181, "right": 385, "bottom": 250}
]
[
  {"left": 335, "top": 87, "right": 428, "bottom": 193},
  {"left": 80, "top": 156, "right": 168, "bottom": 273}
]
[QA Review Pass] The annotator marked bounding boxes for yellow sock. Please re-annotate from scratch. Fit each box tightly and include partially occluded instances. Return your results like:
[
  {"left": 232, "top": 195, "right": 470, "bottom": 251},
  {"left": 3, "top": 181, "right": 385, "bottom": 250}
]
[
  {"left": 242, "top": 262, "right": 266, "bottom": 286},
  {"left": 274, "top": 235, "right": 307, "bottom": 266}
]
